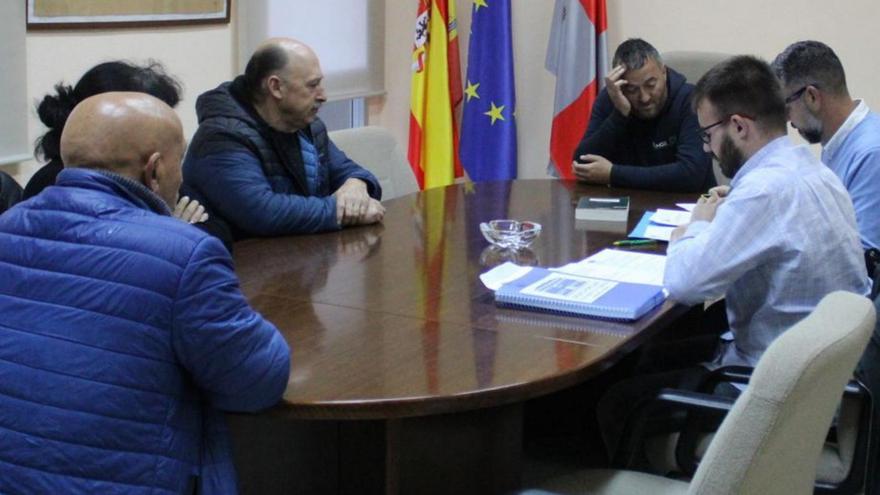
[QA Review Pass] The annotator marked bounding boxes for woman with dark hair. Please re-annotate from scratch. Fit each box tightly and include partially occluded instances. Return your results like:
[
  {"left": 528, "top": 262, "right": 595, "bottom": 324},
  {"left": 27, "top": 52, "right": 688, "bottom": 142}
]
[
  {"left": 26, "top": 60, "right": 182, "bottom": 199},
  {"left": 24, "top": 60, "right": 208, "bottom": 225}
]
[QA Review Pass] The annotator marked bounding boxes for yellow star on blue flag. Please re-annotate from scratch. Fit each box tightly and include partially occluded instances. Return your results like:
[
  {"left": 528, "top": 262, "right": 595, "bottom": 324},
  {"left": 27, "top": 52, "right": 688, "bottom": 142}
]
[
  {"left": 465, "top": 81, "right": 480, "bottom": 102},
  {"left": 484, "top": 102, "right": 505, "bottom": 125},
  {"left": 459, "top": 0, "right": 517, "bottom": 181}
]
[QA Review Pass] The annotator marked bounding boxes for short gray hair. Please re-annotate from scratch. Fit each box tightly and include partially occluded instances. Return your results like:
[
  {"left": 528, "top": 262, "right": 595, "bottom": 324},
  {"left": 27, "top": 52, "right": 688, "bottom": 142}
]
[
  {"left": 772, "top": 41, "right": 848, "bottom": 96},
  {"left": 612, "top": 38, "right": 663, "bottom": 70}
]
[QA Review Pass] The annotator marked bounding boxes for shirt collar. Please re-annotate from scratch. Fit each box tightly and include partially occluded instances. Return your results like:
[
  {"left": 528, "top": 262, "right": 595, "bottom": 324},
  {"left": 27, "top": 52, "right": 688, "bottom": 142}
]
[
  {"left": 730, "top": 136, "right": 790, "bottom": 188},
  {"left": 823, "top": 99, "right": 870, "bottom": 162}
]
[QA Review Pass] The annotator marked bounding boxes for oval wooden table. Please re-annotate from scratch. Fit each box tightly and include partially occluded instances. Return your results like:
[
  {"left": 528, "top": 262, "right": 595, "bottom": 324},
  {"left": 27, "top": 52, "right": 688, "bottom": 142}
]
[{"left": 227, "top": 179, "right": 698, "bottom": 495}]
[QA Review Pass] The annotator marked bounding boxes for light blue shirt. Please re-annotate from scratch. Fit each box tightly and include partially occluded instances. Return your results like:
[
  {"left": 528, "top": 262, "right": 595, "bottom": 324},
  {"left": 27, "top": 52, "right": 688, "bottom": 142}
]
[
  {"left": 665, "top": 137, "right": 869, "bottom": 368},
  {"left": 821, "top": 100, "right": 880, "bottom": 249}
]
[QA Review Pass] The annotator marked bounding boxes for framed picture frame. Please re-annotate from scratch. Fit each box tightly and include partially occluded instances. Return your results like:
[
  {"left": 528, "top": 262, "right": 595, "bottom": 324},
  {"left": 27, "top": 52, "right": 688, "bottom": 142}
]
[{"left": 26, "top": 0, "right": 231, "bottom": 30}]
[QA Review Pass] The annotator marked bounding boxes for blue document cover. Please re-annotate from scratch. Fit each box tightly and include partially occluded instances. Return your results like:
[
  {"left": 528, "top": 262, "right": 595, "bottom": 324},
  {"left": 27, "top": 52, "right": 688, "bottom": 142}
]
[
  {"left": 628, "top": 211, "right": 655, "bottom": 239},
  {"left": 495, "top": 267, "right": 666, "bottom": 321}
]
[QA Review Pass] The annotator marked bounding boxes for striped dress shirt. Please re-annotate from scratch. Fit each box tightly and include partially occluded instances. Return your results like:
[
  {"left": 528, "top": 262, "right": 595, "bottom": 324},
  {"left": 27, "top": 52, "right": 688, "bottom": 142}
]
[{"left": 665, "top": 137, "right": 869, "bottom": 368}]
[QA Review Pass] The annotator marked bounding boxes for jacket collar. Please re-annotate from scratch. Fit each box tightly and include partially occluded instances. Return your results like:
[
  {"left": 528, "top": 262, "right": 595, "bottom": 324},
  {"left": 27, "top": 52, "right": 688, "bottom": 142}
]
[
  {"left": 56, "top": 168, "right": 172, "bottom": 216},
  {"left": 197, "top": 77, "right": 316, "bottom": 141}
]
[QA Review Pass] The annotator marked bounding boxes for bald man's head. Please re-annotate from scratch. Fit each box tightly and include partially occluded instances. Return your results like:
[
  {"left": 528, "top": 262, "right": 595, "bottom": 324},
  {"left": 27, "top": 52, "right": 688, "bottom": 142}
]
[
  {"left": 61, "top": 92, "right": 185, "bottom": 208},
  {"left": 243, "top": 38, "right": 326, "bottom": 132}
]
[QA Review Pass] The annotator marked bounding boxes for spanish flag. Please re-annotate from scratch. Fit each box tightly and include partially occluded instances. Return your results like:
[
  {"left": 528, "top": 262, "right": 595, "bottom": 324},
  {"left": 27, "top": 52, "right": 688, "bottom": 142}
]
[{"left": 408, "top": 0, "right": 463, "bottom": 190}]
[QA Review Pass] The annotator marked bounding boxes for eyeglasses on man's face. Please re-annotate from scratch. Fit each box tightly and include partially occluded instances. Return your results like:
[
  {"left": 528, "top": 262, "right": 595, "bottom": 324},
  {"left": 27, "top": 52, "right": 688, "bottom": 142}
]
[
  {"left": 698, "top": 113, "right": 757, "bottom": 144},
  {"left": 784, "top": 84, "right": 819, "bottom": 105},
  {"left": 699, "top": 116, "right": 731, "bottom": 144}
]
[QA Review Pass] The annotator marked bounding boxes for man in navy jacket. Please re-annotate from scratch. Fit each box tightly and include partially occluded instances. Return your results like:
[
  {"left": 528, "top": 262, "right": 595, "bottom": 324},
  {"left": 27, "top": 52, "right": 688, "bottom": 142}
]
[
  {"left": 572, "top": 39, "right": 715, "bottom": 192},
  {"left": 0, "top": 92, "right": 290, "bottom": 494},
  {"left": 183, "top": 38, "right": 384, "bottom": 244}
]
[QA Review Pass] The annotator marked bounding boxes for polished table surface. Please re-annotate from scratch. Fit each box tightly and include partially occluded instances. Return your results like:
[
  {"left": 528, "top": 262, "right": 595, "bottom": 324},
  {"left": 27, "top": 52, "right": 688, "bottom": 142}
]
[{"left": 234, "top": 179, "right": 698, "bottom": 421}]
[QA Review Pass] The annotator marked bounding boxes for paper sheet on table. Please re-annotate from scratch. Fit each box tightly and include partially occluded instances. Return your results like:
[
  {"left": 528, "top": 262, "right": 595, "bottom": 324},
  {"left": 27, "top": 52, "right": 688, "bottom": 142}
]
[
  {"left": 650, "top": 208, "right": 692, "bottom": 226},
  {"left": 676, "top": 203, "right": 696, "bottom": 212},
  {"left": 644, "top": 225, "right": 673, "bottom": 241},
  {"left": 557, "top": 248, "right": 666, "bottom": 287},
  {"left": 479, "top": 262, "right": 533, "bottom": 291}
]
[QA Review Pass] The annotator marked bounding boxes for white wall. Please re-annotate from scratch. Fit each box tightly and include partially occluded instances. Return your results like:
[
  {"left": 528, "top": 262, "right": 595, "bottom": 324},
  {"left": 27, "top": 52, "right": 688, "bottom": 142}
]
[
  {"left": 11, "top": 1, "right": 880, "bottom": 186},
  {"left": 370, "top": 0, "right": 880, "bottom": 181},
  {"left": 607, "top": 0, "right": 880, "bottom": 109},
  {"left": 8, "top": 24, "right": 236, "bottom": 186}
]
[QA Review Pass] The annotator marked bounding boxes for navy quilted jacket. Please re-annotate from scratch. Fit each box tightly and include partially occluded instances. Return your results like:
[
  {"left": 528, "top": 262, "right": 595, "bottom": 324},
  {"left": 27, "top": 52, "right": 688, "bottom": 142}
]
[
  {"left": 182, "top": 77, "right": 381, "bottom": 240},
  {"left": 0, "top": 168, "right": 291, "bottom": 494}
]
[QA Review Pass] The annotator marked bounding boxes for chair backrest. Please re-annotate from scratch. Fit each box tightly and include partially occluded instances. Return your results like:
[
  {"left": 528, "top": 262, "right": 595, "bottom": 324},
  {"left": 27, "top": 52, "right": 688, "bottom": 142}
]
[
  {"left": 328, "top": 126, "right": 419, "bottom": 201},
  {"left": 663, "top": 51, "right": 732, "bottom": 187},
  {"left": 854, "top": 282, "right": 880, "bottom": 491},
  {"left": 0, "top": 170, "right": 23, "bottom": 214},
  {"left": 687, "top": 291, "right": 875, "bottom": 495},
  {"left": 663, "top": 51, "right": 730, "bottom": 85}
]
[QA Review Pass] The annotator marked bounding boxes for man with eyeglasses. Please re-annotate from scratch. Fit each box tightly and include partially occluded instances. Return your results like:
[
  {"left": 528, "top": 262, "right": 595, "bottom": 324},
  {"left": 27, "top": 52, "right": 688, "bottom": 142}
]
[
  {"left": 571, "top": 38, "right": 714, "bottom": 192},
  {"left": 773, "top": 40, "right": 880, "bottom": 253},
  {"left": 666, "top": 55, "right": 868, "bottom": 368},
  {"left": 595, "top": 55, "right": 868, "bottom": 467}
]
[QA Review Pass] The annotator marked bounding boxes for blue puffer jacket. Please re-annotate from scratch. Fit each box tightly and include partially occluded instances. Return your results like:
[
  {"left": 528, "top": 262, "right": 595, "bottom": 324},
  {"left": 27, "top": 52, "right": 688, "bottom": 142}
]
[
  {"left": 182, "top": 77, "right": 381, "bottom": 241},
  {"left": 0, "top": 169, "right": 291, "bottom": 494}
]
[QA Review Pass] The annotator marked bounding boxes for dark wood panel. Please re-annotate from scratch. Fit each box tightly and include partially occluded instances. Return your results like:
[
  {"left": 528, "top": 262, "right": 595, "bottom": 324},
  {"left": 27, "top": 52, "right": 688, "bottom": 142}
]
[
  {"left": 234, "top": 180, "right": 696, "bottom": 419},
  {"left": 228, "top": 179, "right": 700, "bottom": 494}
]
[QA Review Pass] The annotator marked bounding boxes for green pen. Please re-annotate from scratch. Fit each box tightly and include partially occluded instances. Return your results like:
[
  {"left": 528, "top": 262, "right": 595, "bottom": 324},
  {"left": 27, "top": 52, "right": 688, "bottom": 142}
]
[{"left": 612, "top": 239, "right": 657, "bottom": 247}]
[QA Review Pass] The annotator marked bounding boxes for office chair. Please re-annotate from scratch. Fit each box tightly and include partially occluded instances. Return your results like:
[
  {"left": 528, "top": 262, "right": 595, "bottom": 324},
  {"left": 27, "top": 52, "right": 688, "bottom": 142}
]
[
  {"left": 328, "top": 126, "right": 419, "bottom": 200},
  {"left": 649, "top": 270, "right": 880, "bottom": 494},
  {"left": 663, "top": 51, "right": 731, "bottom": 188},
  {"left": 518, "top": 291, "right": 875, "bottom": 495}
]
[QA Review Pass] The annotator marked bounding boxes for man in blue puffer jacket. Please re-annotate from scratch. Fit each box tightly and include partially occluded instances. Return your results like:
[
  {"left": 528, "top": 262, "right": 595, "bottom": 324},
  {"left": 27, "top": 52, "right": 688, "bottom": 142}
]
[
  {"left": 0, "top": 92, "right": 291, "bottom": 494},
  {"left": 182, "top": 38, "right": 384, "bottom": 245}
]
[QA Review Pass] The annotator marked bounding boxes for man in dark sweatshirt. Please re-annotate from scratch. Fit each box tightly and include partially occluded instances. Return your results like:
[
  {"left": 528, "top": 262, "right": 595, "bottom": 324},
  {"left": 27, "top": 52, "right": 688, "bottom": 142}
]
[{"left": 572, "top": 39, "right": 715, "bottom": 192}]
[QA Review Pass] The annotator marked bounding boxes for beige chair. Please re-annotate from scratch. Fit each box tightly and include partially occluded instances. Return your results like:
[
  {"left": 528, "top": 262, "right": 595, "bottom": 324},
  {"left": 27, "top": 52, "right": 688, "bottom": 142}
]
[
  {"left": 663, "top": 51, "right": 730, "bottom": 86},
  {"left": 520, "top": 291, "right": 876, "bottom": 495},
  {"left": 328, "top": 126, "right": 419, "bottom": 200},
  {"left": 663, "top": 51, "right": 731, "bottom": 187}
]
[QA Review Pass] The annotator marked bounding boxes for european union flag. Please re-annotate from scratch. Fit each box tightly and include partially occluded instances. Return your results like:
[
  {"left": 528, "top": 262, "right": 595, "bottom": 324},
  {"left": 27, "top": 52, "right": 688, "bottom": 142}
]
[{"left": 459, "top": 0, "right": 517, "bottom": 182}]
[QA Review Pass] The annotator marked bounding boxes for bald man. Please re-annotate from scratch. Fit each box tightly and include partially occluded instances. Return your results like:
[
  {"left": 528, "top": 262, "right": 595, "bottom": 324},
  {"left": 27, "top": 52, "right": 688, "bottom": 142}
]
[
  {"left": 0, "top": 92, "right": 290, "bottom": 494},
  {"left": 182, "top": 38, "right": 384, "bottom": 243}
]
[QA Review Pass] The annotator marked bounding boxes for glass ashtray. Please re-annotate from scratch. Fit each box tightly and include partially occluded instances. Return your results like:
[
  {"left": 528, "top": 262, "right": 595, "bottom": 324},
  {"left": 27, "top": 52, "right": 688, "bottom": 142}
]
[{"left": 479, "top": 219, "right": 542, "bottom": 249}]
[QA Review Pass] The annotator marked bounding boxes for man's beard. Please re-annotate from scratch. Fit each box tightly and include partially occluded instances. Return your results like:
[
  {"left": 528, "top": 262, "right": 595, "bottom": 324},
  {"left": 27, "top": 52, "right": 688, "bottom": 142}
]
[
  {"left": 797, "top": 124, "right": 823, "bottom": 144},
  {"left": 795, "top": 111, "right": 823, "bottom": 144},
  {"left": 717, "top": 134, "right": 746, "bottom": 179}
]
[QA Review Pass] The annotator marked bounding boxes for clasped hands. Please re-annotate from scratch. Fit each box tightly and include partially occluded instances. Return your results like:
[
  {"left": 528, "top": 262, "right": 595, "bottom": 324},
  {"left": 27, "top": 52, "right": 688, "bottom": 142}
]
[{"left": 333, "top": 178, "right": 385, "bottom": 226}]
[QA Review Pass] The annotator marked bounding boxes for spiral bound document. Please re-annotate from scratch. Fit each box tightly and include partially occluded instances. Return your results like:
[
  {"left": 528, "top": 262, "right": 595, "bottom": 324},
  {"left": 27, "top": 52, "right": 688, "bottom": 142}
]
[{"left": 495, "top": 267, "right": 666, "bottom": 321}]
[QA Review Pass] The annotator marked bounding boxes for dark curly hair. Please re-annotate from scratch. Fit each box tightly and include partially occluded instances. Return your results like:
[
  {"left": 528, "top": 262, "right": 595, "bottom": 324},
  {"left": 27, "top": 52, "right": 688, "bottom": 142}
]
[{"left": 34, "top": 60, "right": 182, "bottom": 163}]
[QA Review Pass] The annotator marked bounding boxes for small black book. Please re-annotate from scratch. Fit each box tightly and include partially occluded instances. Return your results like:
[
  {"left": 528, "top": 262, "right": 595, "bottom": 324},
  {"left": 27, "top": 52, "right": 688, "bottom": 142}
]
[{"left": 575, "top": 196, "right": 630, "bottom": 222}]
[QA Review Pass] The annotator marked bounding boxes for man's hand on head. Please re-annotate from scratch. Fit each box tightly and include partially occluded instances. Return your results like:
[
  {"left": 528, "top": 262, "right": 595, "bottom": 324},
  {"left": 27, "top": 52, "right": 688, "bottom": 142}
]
[
  {"left": 333, "top": 178, "right": 373, "bottom": 226},
  {"left": 572, "top": 154, "right": 613, "bottom": 185},
  {"left": 604, "top": 64, "right": 632, "bottom": 117}
]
